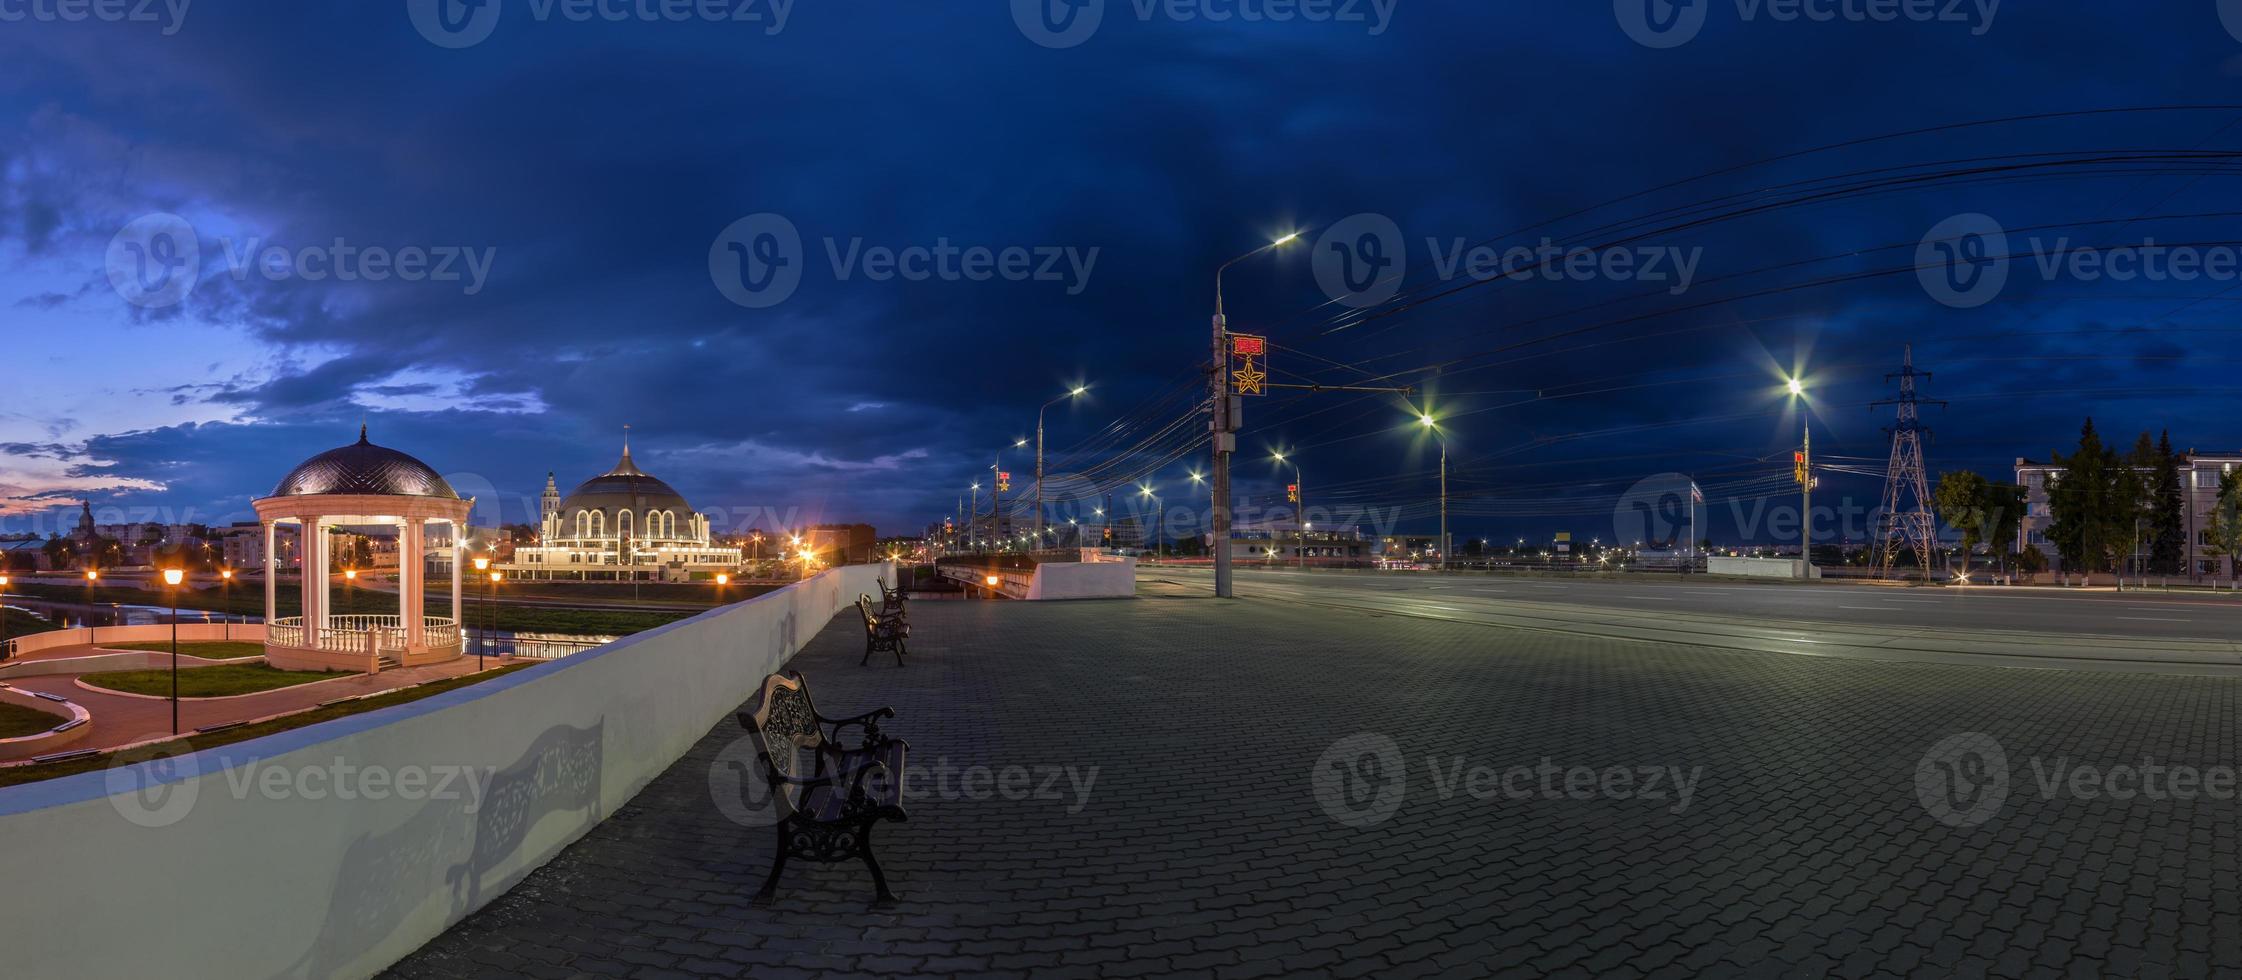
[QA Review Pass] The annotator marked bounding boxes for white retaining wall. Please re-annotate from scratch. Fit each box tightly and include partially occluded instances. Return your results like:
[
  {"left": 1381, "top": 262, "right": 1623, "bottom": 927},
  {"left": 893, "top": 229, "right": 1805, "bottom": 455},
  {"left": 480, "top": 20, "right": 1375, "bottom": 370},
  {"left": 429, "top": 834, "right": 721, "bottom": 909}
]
[
  {"left": 0, "top": 562, "right": 889, "bottom": 980},
  {"left": 7, "top": 622, "right": 267, "bottom": 660}
]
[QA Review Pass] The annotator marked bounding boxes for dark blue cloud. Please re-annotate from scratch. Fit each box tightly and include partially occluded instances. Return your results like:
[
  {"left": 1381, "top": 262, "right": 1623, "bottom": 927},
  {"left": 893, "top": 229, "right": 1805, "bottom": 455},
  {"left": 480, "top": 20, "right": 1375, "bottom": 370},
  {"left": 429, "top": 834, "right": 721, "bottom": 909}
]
[{"left": 5, "top": 3, "right": 2242, "bottom": 544}]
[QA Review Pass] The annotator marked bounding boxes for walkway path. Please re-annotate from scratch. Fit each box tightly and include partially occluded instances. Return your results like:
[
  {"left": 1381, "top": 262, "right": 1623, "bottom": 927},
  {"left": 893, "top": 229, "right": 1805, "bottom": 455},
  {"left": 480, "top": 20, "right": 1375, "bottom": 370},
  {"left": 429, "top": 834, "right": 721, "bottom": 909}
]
[
  {"left": 390, "top": 593, "right": 2242, "bottom": 978},
  {"left": 4, "top": 646, "right": 508, "bottom": 755}
]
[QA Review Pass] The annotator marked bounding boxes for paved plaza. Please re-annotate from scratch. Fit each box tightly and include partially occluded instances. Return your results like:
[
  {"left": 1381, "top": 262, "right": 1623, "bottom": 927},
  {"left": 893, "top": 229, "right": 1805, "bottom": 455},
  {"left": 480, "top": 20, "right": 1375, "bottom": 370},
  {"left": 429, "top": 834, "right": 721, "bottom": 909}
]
[{"left": 390, "top": 592, "right": 2242, "bottom": 978}]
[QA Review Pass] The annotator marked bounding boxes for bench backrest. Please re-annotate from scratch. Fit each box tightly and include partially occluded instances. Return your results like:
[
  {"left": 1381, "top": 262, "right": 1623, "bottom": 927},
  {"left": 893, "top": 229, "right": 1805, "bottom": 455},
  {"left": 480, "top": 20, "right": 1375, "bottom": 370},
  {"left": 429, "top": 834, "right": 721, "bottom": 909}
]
[
  {"left": 743, "top": 672, "right": 823, "bottom": 819},
  {"left": 857, "top": 594, "right": 879, "bottom": 626}
]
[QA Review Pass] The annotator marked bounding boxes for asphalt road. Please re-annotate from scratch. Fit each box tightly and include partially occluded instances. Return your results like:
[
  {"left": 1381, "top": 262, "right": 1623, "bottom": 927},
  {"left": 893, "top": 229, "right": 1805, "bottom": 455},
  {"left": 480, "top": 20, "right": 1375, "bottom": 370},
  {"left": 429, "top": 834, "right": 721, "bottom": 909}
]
[{"left": 1146, "top": 566, "right": 2242, "bottom": 673}]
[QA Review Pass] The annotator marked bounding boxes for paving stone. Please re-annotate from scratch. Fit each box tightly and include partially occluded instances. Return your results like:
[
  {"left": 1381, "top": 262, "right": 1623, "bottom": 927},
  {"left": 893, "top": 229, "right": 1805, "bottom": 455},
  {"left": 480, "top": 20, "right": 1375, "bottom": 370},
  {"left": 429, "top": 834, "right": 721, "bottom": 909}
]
[{"left": 382, "top": 598, "right": 2242, "bottom": 979}]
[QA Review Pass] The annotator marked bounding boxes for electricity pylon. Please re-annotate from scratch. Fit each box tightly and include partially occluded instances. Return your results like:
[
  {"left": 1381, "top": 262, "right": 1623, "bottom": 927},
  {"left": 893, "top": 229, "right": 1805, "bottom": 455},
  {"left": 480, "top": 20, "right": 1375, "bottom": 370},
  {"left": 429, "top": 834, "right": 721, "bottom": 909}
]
[{"left": 1874, "top": 345, "right": 1945, "bottom": 580}]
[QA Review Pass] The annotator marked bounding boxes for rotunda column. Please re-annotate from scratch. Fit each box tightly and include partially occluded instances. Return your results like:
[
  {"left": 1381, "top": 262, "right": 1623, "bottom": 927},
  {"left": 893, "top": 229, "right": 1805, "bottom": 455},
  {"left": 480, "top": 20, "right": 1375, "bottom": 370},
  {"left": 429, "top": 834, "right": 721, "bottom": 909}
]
[
  {"left": 300, "top": 516, "right": 324, "bottom": 649},
  {"left": 401, "top": 517, "right": 426, "bottom": 651},
  {"left": 262, "top": 521, "right": 277, "bottom": 628}
]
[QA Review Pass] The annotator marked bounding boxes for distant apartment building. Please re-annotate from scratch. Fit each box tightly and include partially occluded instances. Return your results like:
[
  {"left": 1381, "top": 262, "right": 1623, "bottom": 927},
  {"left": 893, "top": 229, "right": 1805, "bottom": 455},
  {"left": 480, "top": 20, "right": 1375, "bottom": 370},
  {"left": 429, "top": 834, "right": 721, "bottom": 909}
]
[
  {"left": 1220, "top": 521, "right": 1368, "bottom": 563},
  {"left": 2016, "top": 452, "right": 2242, "bottom": 578},
  {"left": 1377, "top": 535, "right": 1439, "bottom": 559},
  {"left": 804, "top": 523, "right": 877, "bottom": 564}
]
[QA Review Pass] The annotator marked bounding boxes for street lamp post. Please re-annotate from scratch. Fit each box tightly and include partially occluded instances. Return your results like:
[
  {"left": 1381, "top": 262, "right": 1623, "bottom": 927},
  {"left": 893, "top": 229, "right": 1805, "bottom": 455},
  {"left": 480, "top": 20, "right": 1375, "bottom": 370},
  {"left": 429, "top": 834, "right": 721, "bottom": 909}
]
[
  {"left": 1274, "top": 452, "right": 1306, "bottom": 572},
  {"left": 163, "top": 568, "right": 183, "bottom": 735},
  {"left": 1419, "top": 413, "right": 1448, "bottom": 573},
  {"left": 219, "top": 568, "right": 234, "bottom": 641},
  {"left": 0, "top": 573, "right": 11, "bottom": 662},
  {"left": 1788, "top": 377, "right": 1814, "bottom": 568},
  {"left": 1035, "top": 385, "right": 1089, "bottom": 551},
  {"left": 1139, "top": 486, "right": 1163, "bottom": 561},
  {"left": 1211, "top": 231, "right": 1302, "bottom": 598},
  {"left": 344, "top": 567, "right": 358, "bottom": 616},
  {"left": 487, "top": 571, "right": 503, "bottom": 659},
  {"left": 84, "top": 568, "right": 98, "bottom": 644}
]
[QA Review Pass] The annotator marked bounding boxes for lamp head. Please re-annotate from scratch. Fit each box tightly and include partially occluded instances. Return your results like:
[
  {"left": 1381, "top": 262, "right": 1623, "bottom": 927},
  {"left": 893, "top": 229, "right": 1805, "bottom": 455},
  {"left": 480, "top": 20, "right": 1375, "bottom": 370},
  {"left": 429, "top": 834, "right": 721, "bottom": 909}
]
[
  {"left": 220, "top": 569, "right": 233, "bottom": 580},
  {"left": 1272, "top": 231, "right": 1301, "bottom": 247},
  {"left": 1418, "top": 413, "right": 1437, "bottom": 429},
  {"left": 86, "top": 570, "right": 98, "bottom": 581},
  {"left": 345, "top": 568, "right": 357, "bottom": 580},
  {"left": 163, "top": 568, "right": 183, "bottom": 586},
  {"left": 715, "top": 573, "right": 729, "bottom": 585},
  {"left": 1787, "top": 377, "right": 1805, "bottom": 397},
  {"left": 472, "top": 556, "right": 489, "bottom": 571}
]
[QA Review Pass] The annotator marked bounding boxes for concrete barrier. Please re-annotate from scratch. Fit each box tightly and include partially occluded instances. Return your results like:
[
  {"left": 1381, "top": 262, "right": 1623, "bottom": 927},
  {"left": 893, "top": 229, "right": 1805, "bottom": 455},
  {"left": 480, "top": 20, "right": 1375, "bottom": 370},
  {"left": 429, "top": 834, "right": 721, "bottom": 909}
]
[
  {"left": 0, "top": 562, "right": 890, "bottom": 980},
  {"left": 1707, "top": 557, "right": 1821, "bottom": 580},
  {"left": 1026, "top": 557, "right": 1137, "bottom": 599}
]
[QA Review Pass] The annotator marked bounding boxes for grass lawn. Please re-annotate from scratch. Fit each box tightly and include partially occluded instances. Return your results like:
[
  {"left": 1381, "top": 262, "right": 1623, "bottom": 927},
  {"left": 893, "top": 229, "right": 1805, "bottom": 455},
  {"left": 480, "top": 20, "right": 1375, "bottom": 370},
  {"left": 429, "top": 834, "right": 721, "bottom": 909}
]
[
  {"left": 0, "top": 700, "right": 61, "bottom": 739},
  {"left": 80, "top": 662, "right": 342, "bottom": 698},
  {"left": 0, "top": 663, "right": 532, "bottom": 787},
  {"left": 102, "top": 641, "right": 266, "bottom": 660}
]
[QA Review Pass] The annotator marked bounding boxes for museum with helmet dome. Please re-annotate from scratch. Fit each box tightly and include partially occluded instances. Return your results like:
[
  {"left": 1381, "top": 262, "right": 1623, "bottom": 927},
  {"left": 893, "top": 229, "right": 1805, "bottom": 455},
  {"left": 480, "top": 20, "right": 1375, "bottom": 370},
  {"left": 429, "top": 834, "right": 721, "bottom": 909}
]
[{"left": 511, "top": 433, "right": 741, "bottom": 580}]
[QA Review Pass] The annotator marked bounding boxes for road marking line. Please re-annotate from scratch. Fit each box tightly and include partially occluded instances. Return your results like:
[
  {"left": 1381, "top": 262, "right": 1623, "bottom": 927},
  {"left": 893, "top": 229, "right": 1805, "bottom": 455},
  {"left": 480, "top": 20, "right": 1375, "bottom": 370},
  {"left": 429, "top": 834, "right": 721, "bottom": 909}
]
[
  {"left": 2115, "top": 616, "right": 2186, "bottom": 623},
  {"left": 1838, "top": 605, "right": 1896, "bottom": 611}
]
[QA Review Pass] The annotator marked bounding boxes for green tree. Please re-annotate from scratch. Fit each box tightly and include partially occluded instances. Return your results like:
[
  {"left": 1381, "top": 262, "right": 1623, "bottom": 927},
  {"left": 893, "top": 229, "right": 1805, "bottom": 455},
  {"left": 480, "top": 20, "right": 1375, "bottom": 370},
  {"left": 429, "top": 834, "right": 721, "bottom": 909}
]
[
  {"left": 2045, "top": 418, "right": 2142, "bottom": 574},
  {"left": 2150, "top": 430, "right": 2186, "bottom": 574},
  {"left": 1934, "top": 470, "right": 1991, "bottom": 559},
  {"left": 2205, "top": 470, "right": 2242, "bottom": 586}
]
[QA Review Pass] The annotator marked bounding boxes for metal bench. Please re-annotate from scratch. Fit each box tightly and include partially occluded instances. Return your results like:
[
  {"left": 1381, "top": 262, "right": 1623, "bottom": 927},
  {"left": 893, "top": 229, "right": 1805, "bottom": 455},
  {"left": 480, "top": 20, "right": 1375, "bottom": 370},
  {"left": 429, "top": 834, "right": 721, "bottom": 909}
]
[
  {"left": 857, "top": 594, "right": 907, "bottom": 667},
  {"left": 737, "top": 671, "right": 909, "bottom": 908}
]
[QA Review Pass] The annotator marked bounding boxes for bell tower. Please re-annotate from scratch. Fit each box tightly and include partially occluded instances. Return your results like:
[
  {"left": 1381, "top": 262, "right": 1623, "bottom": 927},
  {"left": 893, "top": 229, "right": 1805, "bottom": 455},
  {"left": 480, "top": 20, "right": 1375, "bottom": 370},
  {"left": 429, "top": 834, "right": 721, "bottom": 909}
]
[{"left": 540, "top": 472, "right": 560, "bottom": 539}]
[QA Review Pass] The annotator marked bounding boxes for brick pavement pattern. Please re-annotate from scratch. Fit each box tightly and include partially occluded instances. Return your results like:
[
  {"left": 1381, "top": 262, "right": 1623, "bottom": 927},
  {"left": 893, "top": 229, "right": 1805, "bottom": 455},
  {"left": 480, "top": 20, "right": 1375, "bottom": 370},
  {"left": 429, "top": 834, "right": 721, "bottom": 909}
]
[{"left": 388, "top": 595, "right": 2242, "bottom": 978}]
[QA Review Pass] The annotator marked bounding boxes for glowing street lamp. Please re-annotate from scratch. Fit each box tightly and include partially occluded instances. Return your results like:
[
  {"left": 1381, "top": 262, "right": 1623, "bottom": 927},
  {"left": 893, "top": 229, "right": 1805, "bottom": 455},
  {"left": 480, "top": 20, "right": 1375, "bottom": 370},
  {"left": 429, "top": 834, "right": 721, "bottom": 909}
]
[
  {"left": 472, "top": 556, "right": 492, "bottom": 663},
  {"left": 1209, "top": 229, "right": 1306, "bottom": 599},
  {"left": 0, "top": 572, "right": 9, "bottom": 661},
  {"left": 1786, "top": 375, "right": 1814, "bottom": 564},
  {"left": 343, "top": 567, "right": 358, "bottom": 617},
  {"left": 162, "top": 567, "right": 184, "bottom": 734},
  {"left": 218, "top": 568, "right": 235, "bottom": 641},
  {"left": 1416, "top": 409, "right": 1449, "bottom": 573},
  {"left": 84, "top": 568, "right": 99, "bottom": 644},
  {"left": 1033, "top": 383, "right": 1092, "bottom": 550}
]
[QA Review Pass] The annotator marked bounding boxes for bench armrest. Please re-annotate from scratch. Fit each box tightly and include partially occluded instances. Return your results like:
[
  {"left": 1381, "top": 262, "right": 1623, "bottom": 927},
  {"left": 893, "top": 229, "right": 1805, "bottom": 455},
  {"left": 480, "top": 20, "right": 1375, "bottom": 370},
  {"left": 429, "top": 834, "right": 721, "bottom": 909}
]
[{"left": 818, "top": 707, "right": 896, "bottom": 747}]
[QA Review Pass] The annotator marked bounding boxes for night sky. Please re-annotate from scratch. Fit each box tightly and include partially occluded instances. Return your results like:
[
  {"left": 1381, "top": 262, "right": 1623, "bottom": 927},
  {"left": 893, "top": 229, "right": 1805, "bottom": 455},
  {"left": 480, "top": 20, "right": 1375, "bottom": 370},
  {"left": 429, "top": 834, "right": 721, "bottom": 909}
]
[{"left": 6, "top": 3, "right": 2242, "bottom": 547}]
